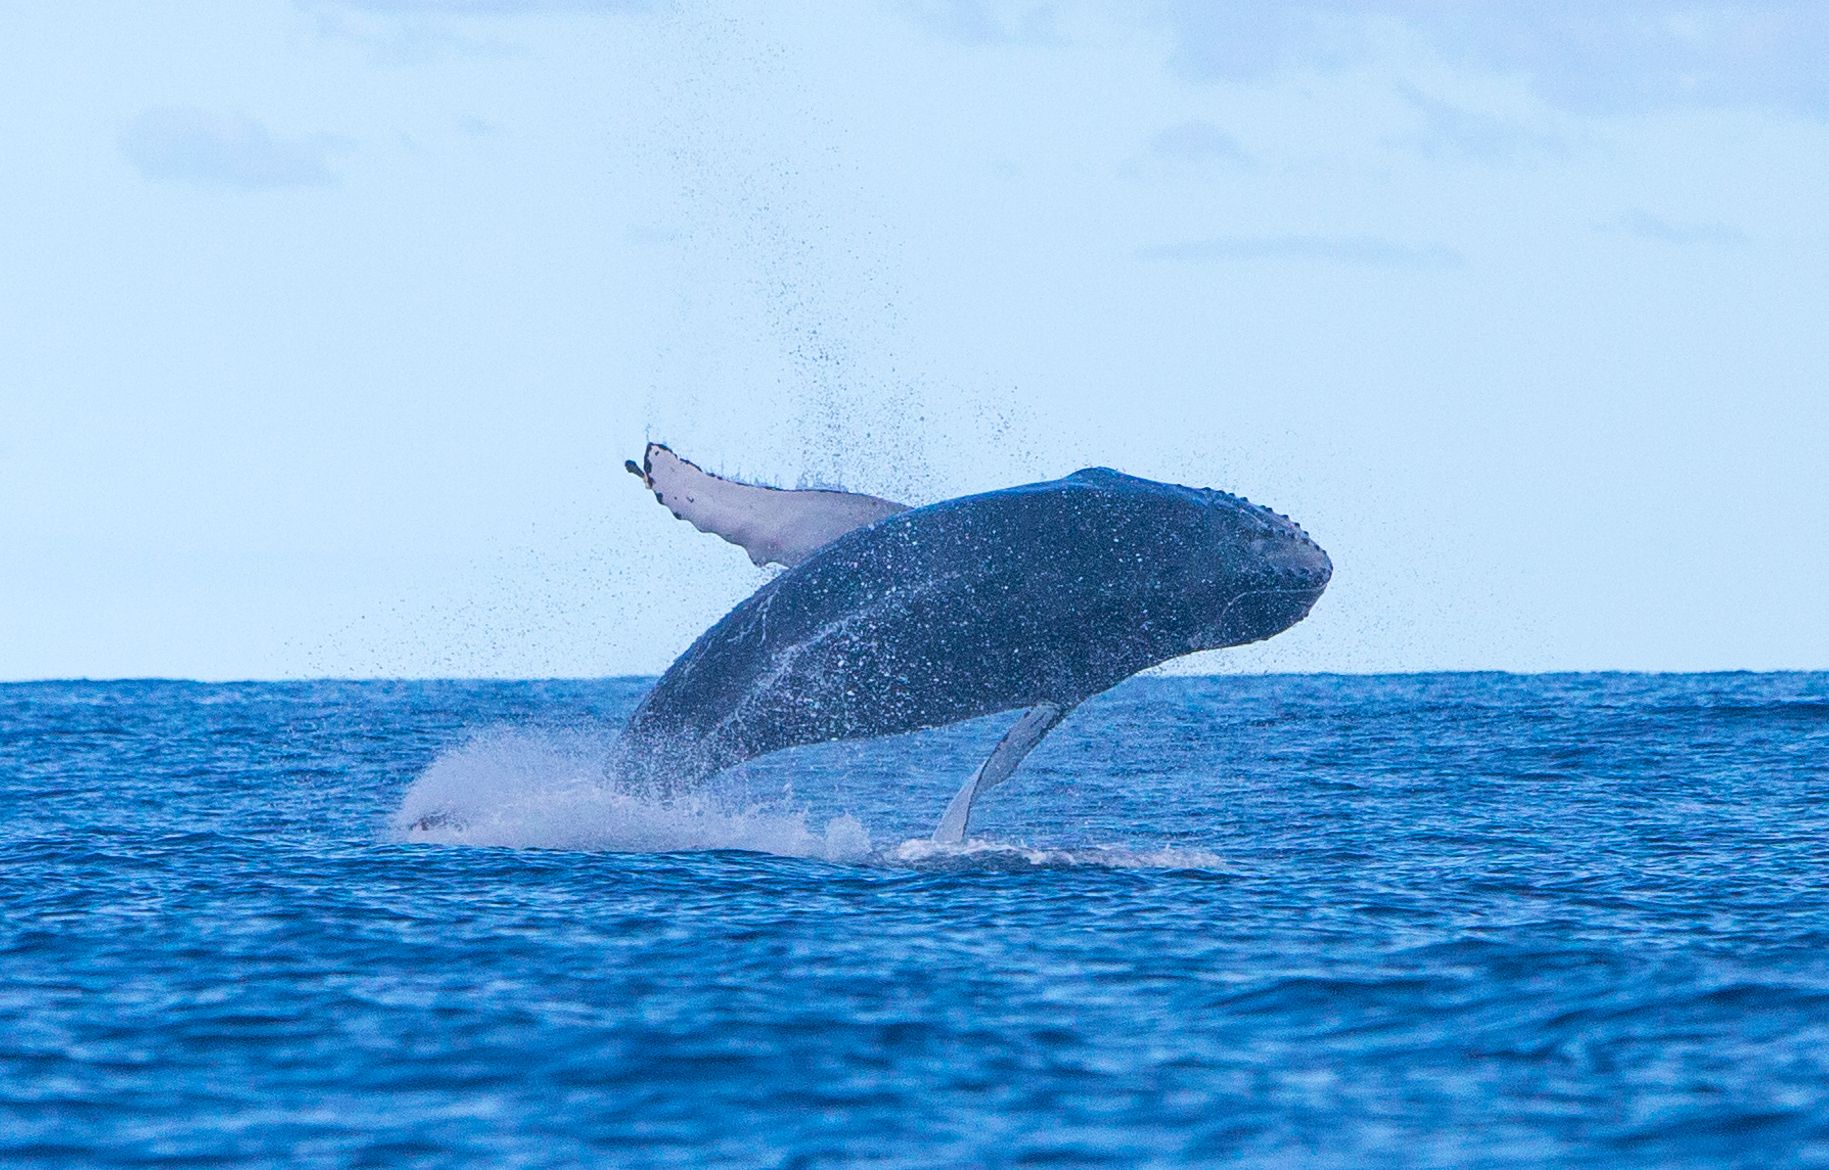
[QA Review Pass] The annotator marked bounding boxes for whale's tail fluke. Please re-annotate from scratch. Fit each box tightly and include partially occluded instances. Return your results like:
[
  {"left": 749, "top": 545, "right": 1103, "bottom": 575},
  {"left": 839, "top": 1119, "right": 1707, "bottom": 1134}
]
[{"left": 627, "top": 443, "right": 910, "bottom": 569}]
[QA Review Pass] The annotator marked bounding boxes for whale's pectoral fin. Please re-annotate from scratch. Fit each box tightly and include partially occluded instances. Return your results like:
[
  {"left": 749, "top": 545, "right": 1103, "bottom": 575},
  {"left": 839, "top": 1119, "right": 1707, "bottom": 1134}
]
[
  {"left": 932, "top": 701, "right": 1075, "bottom": 844},
  {"left": 626, "top": 442, "right": 911, "bottom": 569}
]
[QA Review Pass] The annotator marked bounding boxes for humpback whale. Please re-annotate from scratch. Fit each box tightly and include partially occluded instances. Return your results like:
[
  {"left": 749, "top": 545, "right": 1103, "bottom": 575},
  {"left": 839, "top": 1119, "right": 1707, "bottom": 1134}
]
[{"left": 617, "top": 444, "right": 1331, "bottom": 842}]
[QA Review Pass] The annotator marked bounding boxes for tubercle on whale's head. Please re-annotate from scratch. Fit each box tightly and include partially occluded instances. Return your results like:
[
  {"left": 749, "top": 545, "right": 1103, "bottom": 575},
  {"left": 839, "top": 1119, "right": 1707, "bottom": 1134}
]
[{"left": 1182, "top": 487, "right": 1332, "bottom": 650}]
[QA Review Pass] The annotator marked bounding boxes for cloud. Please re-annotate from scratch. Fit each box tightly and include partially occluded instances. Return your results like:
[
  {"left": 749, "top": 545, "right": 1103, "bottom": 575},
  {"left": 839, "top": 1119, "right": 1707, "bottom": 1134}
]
[
  {"left": 1385, "top": 84, "right": 1563, "bottom": 161},
  {"left": 119, "top": 109, "right": 345, "bottom": 190},
  {"left": 1146, "top": 120, "right": 1250, "bottom": 165},
  {"left": 1137, "top": 234, "right": 1464, "bottom": 268},
  {"left": 309, "top": 0, "right": 648, "bottom": 12},
  {"left": 898, "top": 5, "right": 1829, "bottom": 116},
  {"left": 893, "top": 0, "right": 1063, "bottom": 46},
  {"left": 1597, "top": 209, "right": 1749, "bottom": 247},
  {"left": 1155, "top": 4, "right": 1355, "bottom": 82},
  {"left": 295, "top": 0, "right": 647, "bottom": 63},
  {"left": 1152, "top": 3, "right": 1829, "bottom": 118}
]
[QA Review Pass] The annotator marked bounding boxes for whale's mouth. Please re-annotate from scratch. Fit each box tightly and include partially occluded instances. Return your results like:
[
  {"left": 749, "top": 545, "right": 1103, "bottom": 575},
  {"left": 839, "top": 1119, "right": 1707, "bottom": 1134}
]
[{"left": 1193, "top": 579, "right": 1329, "bottom": 651}]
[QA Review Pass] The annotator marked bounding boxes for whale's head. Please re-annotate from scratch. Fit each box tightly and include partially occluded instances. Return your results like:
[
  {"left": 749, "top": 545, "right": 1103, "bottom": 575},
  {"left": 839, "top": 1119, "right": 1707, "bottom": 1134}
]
[
  {"left": 1058, "top": 468, "right": 1331, "bottom": 653},
  {"left": 1181, "top": 485, "right": 1332, "bottom": 650}
]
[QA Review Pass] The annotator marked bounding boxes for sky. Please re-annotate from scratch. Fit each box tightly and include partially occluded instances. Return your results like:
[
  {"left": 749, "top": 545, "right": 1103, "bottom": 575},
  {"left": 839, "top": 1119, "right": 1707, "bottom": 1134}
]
[{"left": 2, "top": 1, "right": 1826, "bottom": 680}]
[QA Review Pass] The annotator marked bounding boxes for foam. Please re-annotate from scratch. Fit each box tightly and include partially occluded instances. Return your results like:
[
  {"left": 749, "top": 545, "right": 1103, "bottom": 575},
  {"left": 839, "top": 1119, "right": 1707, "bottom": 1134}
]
[
  {"left": 391, "top": 728, "right": 872, "bottom": 861},
  {"left": 886, "top": 837, "right": 1230, "bottom": 872}
]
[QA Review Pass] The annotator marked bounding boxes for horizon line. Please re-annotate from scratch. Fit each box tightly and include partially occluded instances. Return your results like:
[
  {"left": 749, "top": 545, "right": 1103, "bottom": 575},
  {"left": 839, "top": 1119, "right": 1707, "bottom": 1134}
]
[{"left": 3, "top": 667, "right": 1825, "bottom": 687}]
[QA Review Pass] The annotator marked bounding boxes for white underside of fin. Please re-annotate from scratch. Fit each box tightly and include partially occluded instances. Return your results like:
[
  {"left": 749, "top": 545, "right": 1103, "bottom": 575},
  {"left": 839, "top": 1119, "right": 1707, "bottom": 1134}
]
[
  {"left": 932, "top": 701, "right": 1073, "bottom": 844},
  {"left": 627, "top": 443, "right": 910, "bottom": 568}
]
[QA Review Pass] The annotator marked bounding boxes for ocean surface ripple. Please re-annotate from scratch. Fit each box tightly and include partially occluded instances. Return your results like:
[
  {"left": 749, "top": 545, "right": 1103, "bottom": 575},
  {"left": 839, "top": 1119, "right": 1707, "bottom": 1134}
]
[{"left": 3, "top": 673, "right": 1827, "bottom": 1167}]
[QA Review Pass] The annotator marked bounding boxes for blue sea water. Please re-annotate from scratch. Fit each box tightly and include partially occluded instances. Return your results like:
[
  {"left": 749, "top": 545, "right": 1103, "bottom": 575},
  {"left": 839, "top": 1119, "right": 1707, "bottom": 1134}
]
[{"left": 3, "top": 672, "right": 1827, "bottom": 1168}]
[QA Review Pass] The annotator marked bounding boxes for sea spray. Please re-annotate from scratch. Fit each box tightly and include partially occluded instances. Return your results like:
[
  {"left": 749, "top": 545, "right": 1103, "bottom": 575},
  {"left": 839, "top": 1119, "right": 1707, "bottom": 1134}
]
[{"left": 393, "top": 726, "right": 872, "bottom": 861}]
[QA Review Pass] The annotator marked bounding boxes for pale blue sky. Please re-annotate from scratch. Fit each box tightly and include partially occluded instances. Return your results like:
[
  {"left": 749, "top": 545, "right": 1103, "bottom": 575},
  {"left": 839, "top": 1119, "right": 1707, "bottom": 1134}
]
[{"left": 2, "top": 1, "right": 1825, "bottom": 679}]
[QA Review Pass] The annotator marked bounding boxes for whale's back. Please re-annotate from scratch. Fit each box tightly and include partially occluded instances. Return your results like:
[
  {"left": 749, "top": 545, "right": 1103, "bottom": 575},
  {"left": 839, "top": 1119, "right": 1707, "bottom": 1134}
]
[{"left": 616, "top": 471, "right": 1213, "bottom": 786}]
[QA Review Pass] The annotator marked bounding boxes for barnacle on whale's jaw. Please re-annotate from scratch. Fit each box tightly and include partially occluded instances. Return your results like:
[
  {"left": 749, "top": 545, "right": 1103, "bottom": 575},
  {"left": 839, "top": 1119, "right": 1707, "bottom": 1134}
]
[{"left": 1253, "top": 524, "right": 1331, "bottom": 591}]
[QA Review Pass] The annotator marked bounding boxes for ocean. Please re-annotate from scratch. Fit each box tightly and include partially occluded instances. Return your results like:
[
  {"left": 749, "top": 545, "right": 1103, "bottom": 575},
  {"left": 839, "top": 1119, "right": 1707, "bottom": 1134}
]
[{"left": 3, "top": 672, "right": 1826, "bottom": 1167}]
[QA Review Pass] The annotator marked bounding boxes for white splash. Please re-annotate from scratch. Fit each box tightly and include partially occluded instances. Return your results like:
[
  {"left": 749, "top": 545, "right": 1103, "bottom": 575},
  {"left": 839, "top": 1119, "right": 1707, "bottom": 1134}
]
[
  {"left": 885, "top": 837, "right": 1230, "bottom": 871},
  {"left": 391, "top": 728, "right": 873, "bottom": 862},
  {"left": 391, "top": 726, "right": 1227, "bottom": 872}
]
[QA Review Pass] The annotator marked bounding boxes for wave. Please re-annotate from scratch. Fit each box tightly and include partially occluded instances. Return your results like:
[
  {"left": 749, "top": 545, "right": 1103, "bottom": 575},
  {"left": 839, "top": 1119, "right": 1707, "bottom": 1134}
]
[
  {"left": 390, "top": 728, "right": 1225, "bottom": 871},
  {"left": 1670, "top": 700, "right": 1829, "bottom": 723}
]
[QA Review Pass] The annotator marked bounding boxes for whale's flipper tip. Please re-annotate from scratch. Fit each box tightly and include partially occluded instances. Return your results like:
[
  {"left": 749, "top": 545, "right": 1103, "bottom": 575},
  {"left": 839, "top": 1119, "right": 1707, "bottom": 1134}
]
[{"left": 626, "top": 440, "right": 910, "bottom": 569}]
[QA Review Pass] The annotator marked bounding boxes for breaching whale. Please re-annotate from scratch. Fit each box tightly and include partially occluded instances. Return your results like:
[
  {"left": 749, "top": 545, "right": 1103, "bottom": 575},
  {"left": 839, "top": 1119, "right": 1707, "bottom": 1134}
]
[{"left": 615, "top": 444, "right": 1331, "bottom": 842}]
